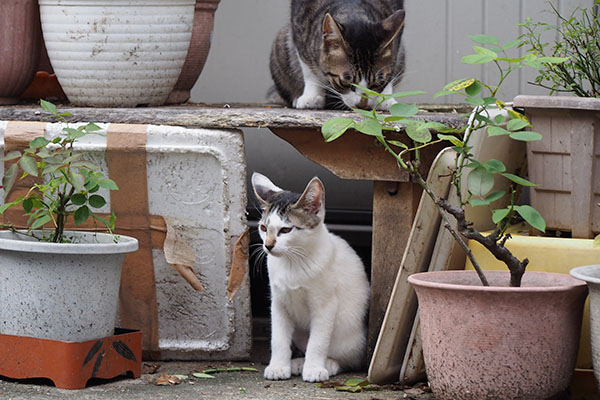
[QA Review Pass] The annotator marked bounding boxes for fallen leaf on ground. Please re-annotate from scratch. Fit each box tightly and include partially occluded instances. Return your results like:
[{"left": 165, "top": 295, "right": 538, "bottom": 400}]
[
  {"left": 152, "top": 373, "right": 184, "bottom": 386},
  {"left": 142, "top": 362, "right": 161, "bottom": 374}
]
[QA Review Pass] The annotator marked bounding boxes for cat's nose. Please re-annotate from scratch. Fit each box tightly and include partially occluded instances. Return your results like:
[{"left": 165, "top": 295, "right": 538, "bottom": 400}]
[
  {"left": 265, "top": 244, "right": 274, "bottom": 252},
  {"left": 357, "top": 97, "right": 369, "bottom": 110}
]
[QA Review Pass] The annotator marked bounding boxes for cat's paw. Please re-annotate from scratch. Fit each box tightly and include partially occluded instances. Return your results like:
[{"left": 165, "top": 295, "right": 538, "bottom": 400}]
[
  {"left": 264, "top": 364, "right": 292, "bottom": 380},
  {"left": 294, "top": 94, "right": 325, "bottom": 109},
  {"left": 302, "top": 366, "right": 329, "bottom": 382},
  {"left": 291, "top": 357, "right": 305, "bottom": 376},
  {"left": 325, "top": 358, "right": 341, "bottom": 376}
]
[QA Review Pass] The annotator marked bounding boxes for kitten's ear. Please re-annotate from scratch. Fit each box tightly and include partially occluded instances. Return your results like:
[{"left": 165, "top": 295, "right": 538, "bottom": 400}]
[
  {"left": 380, "top": 9, "right": 406, "bottom": 50},
  {"left": 322, "top": 13, "right": 346, "bottom": 49},
  {"left": 293, "top": 177, "right": 325, "bottom": 218},
  {"left": 251, "top": 172, "right": 282, "bottom": 206}
]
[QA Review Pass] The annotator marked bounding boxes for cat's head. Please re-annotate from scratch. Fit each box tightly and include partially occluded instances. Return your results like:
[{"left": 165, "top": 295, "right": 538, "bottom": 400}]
[
  {"left": 251, "top": 172, "right": 325, "bottom": 257},
  {"left": 320, "top": 9, "right": 405, "bottom": 110}
]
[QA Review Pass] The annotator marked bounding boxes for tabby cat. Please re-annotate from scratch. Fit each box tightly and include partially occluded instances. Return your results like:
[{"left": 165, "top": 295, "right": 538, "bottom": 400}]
[
  {"left": 251, "top": 172, "right": 370, "bottom": 382},
  {"left": 270, "top": 0, "right": 406, "bottom": 110}
]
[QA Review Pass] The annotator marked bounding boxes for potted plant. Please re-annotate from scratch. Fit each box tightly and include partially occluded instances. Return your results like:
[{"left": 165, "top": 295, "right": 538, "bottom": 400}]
[
  {"left": 515, "top": 1, "right": 600, "bottom": 238},
  {"left": 0, "top": 0, "right": 42, "bottom": 105},
  {"left": 38, "top": 0, "right": 195, "bottom": 107},
  {"left": 322, "top": 35, "right": 588, "bottom": 399},
  {"left": 0, "top": 100, "right": 138, "bottom": 342}
]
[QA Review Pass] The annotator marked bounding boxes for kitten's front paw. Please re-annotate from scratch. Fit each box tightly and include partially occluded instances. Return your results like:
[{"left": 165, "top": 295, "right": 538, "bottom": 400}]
[
  {"left": 302, "top": 366, "right": 329, "bottom": 382},
  {"left": 291, "top": 357, "right": 305, "bottom": 376},
  {"left": 264, "top": 364, "right": 291, "bottom": 380},
  {"left": 294, "top": 94, "right": 325, "bottom": 109}
]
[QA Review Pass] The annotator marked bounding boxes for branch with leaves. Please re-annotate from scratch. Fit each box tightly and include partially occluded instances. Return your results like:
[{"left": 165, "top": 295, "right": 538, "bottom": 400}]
[
  {"left": 321, "top": 34, "right": 563, "bottom": 287},
  {"left": 0, "top": 100, "right": 118, "bottom": 243}
]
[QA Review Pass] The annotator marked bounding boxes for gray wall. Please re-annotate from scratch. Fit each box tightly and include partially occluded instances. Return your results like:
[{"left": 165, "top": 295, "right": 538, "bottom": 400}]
[{"left": 190, "top": 0, "right": 595, "bottom": 210}]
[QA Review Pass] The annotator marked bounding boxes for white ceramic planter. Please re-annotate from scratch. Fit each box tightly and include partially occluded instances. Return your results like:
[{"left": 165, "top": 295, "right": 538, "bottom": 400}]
[
  {"left": 38, "top": 0, "right": 194, "bottom": 107},
  {"left": 571, "top": 265, "right": 600, "bottom": 389},
  {"left": 0, "top": 230, "right": 138, "bottom": 342}
]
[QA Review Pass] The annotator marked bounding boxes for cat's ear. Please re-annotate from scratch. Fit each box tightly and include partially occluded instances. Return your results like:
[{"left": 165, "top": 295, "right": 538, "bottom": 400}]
[
  {"left": 380, "top": 9, "right": 406, "bottom": 50},
  {"left": 293, "top": 177, "right": 325, "bottom": 218},
  {"left": 251, "top": 172, "right": 282, "bottom": 206},
  {"left": 322, "top": 13, "right": 347, "bottom": 50}
]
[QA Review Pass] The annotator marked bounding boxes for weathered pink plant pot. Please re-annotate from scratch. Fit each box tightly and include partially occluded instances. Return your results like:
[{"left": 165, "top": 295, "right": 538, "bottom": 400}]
[
  {"left": 167, "top": 0, "right": 220, "bottom": 104},
  {"left": 409, "top": 270, "right": 588, "bottom": 400},
  {"left": 0, "top": 0, "right": 42, "bottom": 105}
]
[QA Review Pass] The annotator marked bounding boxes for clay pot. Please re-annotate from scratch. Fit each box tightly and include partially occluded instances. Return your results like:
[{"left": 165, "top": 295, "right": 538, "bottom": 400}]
[
  {"left": 0, "top": 0, "right": 42, "bottom": 105},
  {"left": 409, "top": 270, "right": 588, "bottom": 400},
  {"left": 167, "top": 0, "right": 221, "bottom": 104}
]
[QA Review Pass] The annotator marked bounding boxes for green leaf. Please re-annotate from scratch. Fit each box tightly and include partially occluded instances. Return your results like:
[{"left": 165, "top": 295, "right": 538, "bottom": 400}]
[
  {"left": 468, "top": 166, "right": 494, "bottom": 197},
  {"left": 485, "top": 190, "right": 506, "bottom": 203},
  {"left": 484, "top": 159, "right": 506, "bottom": 173},
  {"left": 487, "top": 126, "right": 511, "bottom": 137},
  {"left": 71, "top": 193, "right": 87, "bottom": 206},
  {"left": 492, "top": 208, "right": 511, "bottom": 224},
  {"left": 473, "top": 45, "right": 499, "bottom": 59},
  {"left": 502, "top": 39, "right": 522, "bottom": 50},
  {"left": 19, "top": 155, "right": 38, "bottom": 177},
  {"left": 465, "top": 80, "right": 483, "bottom": 97},
  {"left": 470, "top": 198, "right": 490, "bottom": 206},
  {"left": 29, "top": 137, "right": 50, "bottom": 149},
  {"left": 98, "top": 179, "right": 119, "bottom": 191},
  {"left": 322, "top": 117, "right": 355, "bottom": 142},
  {"left": 22, "top": 197, "right": 33, "bottom": 213},
  {"left": 40, "top": 99, "right": 57, "bottom": 115},
  {"left": 387, "top": 140, "right": 408, "bottom": 149},
  {"left": 74, "top": 205, "right": 90, "bottom": 226},
  {"left": 462, "top": 54, "right": 495, "bottom": 64},
  {"left": 406, "top": 122, "right": 432, "bottom": 143},
  {"left": 351, "top": 108, "right": 376, "bottom": 119},
  {"left": 0, "top": 151, "right": 21, "bottom": 162},
  {"left": 70, "top": 170, "right": 85, "bottom": 192},
  {"left": 63, "top": 127, "right": 87, "bottom": 139},
  {"left": 537, "top": 56, "right": 569, "bottom": 64},
  {"left": 501, "top": 173, "right": 537, "bottom": 187},
  {"left": 509, "top": 131, "right": 543, "bottom": 141},
  {"left": 84, "top": 122, "right": 102, "bottom": 132},
  {"left": 192, "top": 373, "right": 216, "bottom": 379},
  {"left": 433, "top": 90, "right": 457, "bottom": 99},
  {"left": 2, "top": 164, "right": 18, "bottom": 197},
  {"left": 390, "top": 90, "right": 426, "bottom": 98},
  {"left": 514, "top": 205, "right": 546, "bottom": 232},
  {"left": 390, "top": 103, "right": 419, "bottom": 118},
  {"left": 494, "top": 114, "right": 506, "bottom": 124},
  {"left": 437, "top": 133, "right": 463, "bottom": 147},
  {"left": 31, "top": 214, "right": 53, "bottom": 230},
  {"left": 88, "top": 194, "right": 106, "bottom": 208},
  {"left": 466, "top": 97, "right": 485, "bottom": 106},
  {"left": 469, "top": 34, "right": 499, "bottom": 45},
  {"left": 506, "top": 119, "right": 530, "bottom": 131},
  {"left": 344, "top": 378, "right": 369, "bottom": 387},
  {"left": 352, "top": 83, "right": 382, "bottom": 97},
  {"left": 444, "top": 78, "right": 475, "bottom": 92},
  {"left": 335, "top": 386, "right": 362, "bottom": 393},
  {"left": 355, "top": 119, "right": 383, "bottom": 138}
]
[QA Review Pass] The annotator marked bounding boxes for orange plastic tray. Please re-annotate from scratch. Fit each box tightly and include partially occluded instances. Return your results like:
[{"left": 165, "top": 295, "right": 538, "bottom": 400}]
[{"left": 0, "top": 328, "right": 141, "bottom": 389}]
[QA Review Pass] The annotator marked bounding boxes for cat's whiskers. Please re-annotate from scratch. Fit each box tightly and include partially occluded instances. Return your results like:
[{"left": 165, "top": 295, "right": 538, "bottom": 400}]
[{"left": 250, "top": 242, "right": 268, "bottom": 279}]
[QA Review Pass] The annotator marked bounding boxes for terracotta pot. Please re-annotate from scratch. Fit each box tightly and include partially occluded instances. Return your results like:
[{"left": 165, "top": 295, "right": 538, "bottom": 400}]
[
  {"left": 409, "top": 270, "right": 588, "bottom": 400},
  {"left": 167, "top": 0, "right": 221, "bottom": 104},
  {"left": 0, "top": 0, "right": 42, "bottom": 105}
]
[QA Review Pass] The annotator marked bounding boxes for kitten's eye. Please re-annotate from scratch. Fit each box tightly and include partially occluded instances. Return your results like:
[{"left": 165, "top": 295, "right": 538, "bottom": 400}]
[
  {"left": 259, "top": 224, "right": 267, "bottom": 232},
  {"left": 342, "top": 72, "right": 352, "bottom": 82},
  {"left": 278, "top": 227, "right": 293, "bottom": 235}
]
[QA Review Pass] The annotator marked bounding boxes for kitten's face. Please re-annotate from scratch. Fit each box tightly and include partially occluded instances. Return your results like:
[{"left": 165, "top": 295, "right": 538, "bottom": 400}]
[
  {"left": 251, "top": 173, "right": 325, "bottom": 257},
  {"left": 320, "top": 10, "right": 405, "bottom": 109}
]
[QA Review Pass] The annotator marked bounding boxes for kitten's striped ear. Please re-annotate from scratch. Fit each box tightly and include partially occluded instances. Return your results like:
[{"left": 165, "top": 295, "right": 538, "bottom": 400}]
[
  {"left": 381, "top": 9, "right": 406, "bottom": 50},
  {"left": 294, "top": 177, "right": 325, "bottom": 217},
  {"left": 322, "top": 13, "right": 346, "bottom": 48},
  {"left": 251, "top": 172, "right": 282, "bottom": 206}
]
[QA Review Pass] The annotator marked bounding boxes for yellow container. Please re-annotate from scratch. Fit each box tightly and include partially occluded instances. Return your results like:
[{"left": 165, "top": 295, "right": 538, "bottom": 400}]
[{"left": 465, "top": 230, "right": 600, "bottom": 369}]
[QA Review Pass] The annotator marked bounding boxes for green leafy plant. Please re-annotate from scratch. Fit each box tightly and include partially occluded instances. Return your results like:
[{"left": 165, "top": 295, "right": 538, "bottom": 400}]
[
  {"left": 0, "top": 100, "right": 118, "bottom": 243},
  {"left": 519, "top": 0, "right": 600, "bottom": 97},
  {"left": 322, "top": 35, "right": 564, "bottom": 287}
]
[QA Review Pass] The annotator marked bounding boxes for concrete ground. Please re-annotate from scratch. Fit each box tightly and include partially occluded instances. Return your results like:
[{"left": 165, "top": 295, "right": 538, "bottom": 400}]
[{"left": 0, "top": 361, "right": 434, "bottom": 400}]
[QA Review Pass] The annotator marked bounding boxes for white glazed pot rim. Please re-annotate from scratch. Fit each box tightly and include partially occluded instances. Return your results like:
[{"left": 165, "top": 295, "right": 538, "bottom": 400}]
[
  {"left": 0, "top": 230, "right": 138, "bottom": 254},
  {"left": 571, "top": 265, "right": 600, "bottom": 284},
  {"left": 39, "top": 0, "right": 195, "bottom": 5}
]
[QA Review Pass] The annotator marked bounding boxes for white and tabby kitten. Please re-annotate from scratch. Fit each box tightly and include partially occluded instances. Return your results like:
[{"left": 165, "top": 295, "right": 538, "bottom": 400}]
[{"left": 251, "top": 172, "right": 370, "bottom": 383}]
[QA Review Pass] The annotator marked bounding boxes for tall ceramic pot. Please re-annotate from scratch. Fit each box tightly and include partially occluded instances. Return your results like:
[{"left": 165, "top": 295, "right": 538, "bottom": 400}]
[
  {"left": 167, "top": 0, "right": 220, "bottom": 104},
  {"left": 409, "top": 270, "right": 588, "bottom": 400},
  {"left": 38, "top": 0, "right": 195, "bottom": 107},
  {"left": 571, "top": 265, "right": 600, "bottom": 391},
  {"left": 0, "top": 231, "right": 138, "bottom": 342},
  {"left": 0, "top": 0, "right": 42, "bottom": 105}
]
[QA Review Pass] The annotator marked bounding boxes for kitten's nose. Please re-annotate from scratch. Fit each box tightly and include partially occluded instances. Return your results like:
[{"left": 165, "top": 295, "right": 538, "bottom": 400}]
[
  {"left": 265, "top": 244, "right": 274, "bottom": 252},
  {"left": 357, "top": 97, "right": 369, "bottom": 110}
]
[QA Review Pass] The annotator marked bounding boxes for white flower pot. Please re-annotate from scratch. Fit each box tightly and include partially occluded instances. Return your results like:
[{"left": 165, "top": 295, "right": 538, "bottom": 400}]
[
  {"left": 0, "top": 231, "right": 138, "bottom": 342},
  {"left": 38, "top": 0, "right": 195, "bottom": 107}
]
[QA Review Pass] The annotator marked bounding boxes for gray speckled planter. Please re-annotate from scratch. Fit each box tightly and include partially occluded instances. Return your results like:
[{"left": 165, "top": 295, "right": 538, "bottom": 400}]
[
  {"left": 0, "top": 230, "right": 138, "bottom": 342},
  {"left": 571, "top": 265, "right": 600, "bottom": 391}
]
